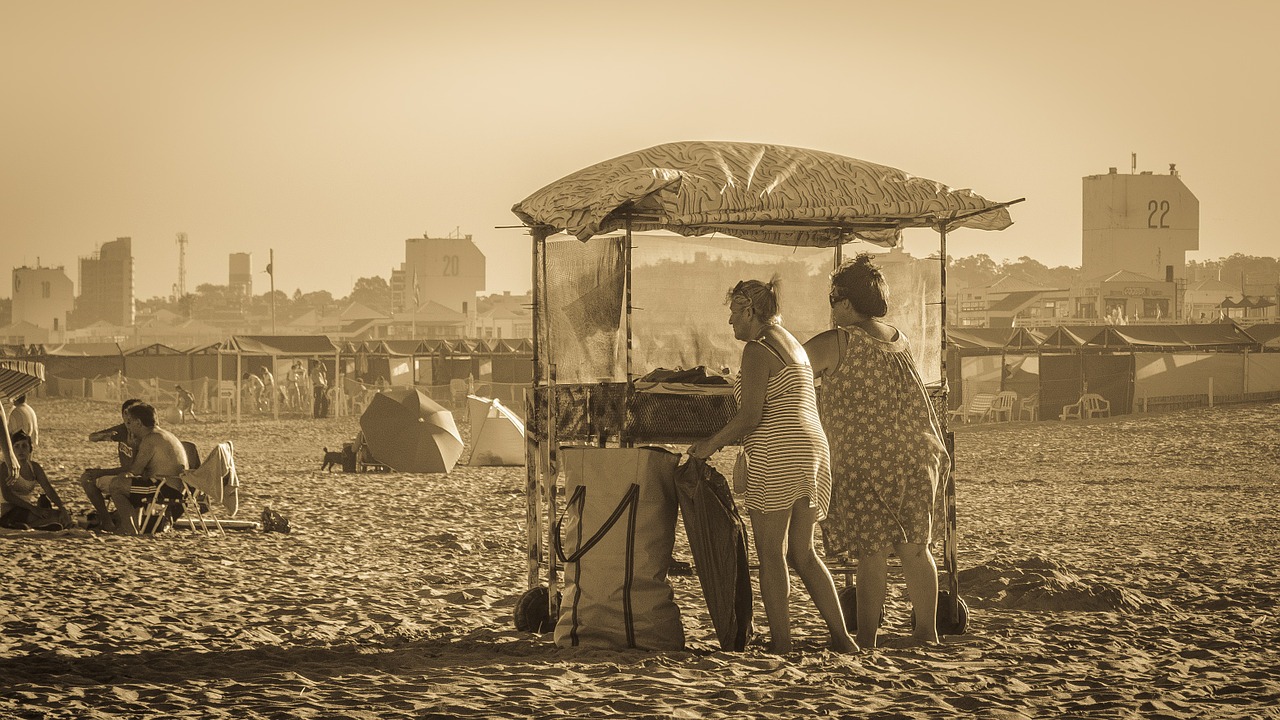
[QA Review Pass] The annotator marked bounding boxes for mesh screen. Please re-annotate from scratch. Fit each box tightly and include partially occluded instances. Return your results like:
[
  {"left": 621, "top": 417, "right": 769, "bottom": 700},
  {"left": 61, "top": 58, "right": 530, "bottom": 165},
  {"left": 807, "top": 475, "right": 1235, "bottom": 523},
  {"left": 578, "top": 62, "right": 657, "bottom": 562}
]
[{"left": 533, "top": 231, "right": 947, "bottom": 440}]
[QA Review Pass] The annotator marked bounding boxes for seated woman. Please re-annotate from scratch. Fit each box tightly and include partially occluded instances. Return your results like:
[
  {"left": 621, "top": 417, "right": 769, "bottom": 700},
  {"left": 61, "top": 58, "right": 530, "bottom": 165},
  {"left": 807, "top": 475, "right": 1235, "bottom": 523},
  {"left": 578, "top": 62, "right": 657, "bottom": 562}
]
[{"left": 1, "top": 430, "right": 71, "bottom": 531}]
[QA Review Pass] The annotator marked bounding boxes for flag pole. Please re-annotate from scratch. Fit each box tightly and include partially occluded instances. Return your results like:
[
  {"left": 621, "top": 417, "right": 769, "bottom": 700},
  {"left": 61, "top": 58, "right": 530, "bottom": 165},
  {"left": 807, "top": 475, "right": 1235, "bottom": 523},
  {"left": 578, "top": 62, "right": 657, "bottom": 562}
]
[{"left": 269, "top": 248, "right": 276, "bottom": 334}]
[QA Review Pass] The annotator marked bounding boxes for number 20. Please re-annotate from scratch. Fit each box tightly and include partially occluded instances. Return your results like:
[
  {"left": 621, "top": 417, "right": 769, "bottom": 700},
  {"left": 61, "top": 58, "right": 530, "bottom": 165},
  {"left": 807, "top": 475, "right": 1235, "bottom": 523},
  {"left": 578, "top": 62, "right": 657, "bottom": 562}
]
[
  {"left": 1147, "top": 200, "right": 1170, "bottom": 229},
  {"left": 442, "top": 255, "right": 460, "bottom": 276}
]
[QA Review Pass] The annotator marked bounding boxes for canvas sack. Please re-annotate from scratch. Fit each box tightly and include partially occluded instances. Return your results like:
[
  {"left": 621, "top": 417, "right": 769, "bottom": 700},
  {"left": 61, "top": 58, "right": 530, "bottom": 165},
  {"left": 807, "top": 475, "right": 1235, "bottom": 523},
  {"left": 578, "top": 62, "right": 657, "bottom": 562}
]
[{"left": 553, "top": 446, "right": 684, "bottom": 650}]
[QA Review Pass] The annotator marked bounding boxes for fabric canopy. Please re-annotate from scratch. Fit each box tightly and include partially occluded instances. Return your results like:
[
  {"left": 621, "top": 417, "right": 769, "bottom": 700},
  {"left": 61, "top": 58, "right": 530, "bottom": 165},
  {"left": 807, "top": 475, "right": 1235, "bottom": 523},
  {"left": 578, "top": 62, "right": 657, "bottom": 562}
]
[
  {"left": 0, "top": 360, "right": 45, "bottom": 400},
  {"left": 230, "top": 335, "right": 338, "bottom": 355},
  {"left": 512, "top": 141, "right": 1016, "bottom": 247},
  {"left": 1090, "top": 325, "right": 1259, "bottom": 350}
]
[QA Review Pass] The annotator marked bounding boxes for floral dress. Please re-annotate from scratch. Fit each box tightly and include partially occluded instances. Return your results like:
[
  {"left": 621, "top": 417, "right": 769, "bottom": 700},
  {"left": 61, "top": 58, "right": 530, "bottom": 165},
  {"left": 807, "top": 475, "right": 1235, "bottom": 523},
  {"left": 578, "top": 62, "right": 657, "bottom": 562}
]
[{"left": 818, "top": 325, "right": 948, "bottom": 559}]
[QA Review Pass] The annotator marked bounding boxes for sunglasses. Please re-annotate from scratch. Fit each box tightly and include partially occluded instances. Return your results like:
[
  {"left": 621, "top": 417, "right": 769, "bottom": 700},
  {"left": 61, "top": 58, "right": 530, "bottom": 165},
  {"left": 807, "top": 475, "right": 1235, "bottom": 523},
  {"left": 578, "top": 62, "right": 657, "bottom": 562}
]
[{"left": 828, "top": 293, "right": 845, "bottom": 306}]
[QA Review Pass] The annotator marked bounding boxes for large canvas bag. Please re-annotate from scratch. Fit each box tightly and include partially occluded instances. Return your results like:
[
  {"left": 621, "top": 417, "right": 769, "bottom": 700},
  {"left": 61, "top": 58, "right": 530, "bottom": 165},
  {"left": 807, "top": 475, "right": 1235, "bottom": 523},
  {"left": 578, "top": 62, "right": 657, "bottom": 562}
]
[{"left": 553, "top": 446, "right": 684, "bottom": 650}]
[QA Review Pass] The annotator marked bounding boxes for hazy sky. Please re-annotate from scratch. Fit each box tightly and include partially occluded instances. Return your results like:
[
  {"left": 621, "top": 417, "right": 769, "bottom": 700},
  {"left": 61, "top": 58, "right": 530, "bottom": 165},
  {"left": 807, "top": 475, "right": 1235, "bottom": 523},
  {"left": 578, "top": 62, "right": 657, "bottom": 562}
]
[{"left": 4, "top": 0, "right": 1278, "bottom": 301}]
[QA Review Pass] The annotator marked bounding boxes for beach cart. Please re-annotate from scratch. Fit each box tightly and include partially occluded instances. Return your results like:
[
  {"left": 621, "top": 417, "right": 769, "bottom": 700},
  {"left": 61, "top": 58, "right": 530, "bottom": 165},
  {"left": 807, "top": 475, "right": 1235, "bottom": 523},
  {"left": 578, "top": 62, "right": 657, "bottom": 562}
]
[{"left": 509, "top": 141, "right": 1021, "bottom": 639}]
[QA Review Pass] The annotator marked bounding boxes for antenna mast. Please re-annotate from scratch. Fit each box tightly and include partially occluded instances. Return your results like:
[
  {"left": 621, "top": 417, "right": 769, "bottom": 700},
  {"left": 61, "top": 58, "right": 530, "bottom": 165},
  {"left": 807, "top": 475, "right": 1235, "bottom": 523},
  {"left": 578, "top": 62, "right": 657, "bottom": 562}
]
[{"left": 175, "top": 232, "right": 189, "bottom": 297}]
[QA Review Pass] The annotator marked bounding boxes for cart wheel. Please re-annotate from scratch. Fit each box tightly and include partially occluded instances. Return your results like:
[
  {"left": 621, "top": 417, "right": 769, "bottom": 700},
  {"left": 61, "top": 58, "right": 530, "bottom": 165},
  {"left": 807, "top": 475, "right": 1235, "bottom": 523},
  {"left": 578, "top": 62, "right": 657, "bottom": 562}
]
[
  {"left": 513, "top": 586, "right": 558, "bottom": 634},
  {"left": 936, "top": 591, "right": 969, "bottom": 635},
  {"left": 912, "top": 590, "right": 969, "bottom": 636},
  {"left": 836, "top": 586, "right": 884, "bottom": 633}
]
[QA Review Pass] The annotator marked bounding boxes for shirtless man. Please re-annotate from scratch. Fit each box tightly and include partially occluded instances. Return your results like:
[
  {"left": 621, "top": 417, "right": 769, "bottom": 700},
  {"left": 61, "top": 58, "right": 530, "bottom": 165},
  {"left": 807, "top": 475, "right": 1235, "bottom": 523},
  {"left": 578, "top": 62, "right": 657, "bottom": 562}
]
[{"left": 100, "top": 403, "right": 189, "bottom": 534}]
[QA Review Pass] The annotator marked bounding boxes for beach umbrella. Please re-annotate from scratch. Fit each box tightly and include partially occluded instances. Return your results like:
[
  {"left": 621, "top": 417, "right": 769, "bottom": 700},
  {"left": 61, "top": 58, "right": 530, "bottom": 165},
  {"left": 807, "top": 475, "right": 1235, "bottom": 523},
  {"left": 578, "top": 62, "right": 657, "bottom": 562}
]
[
  {"left": 359, "top": 388, "right": 463, "bottom": 474},
  {"left": 512, "top": 141, "right": 1017, "bottom": 247},
  {"left": 0, "top": 360, "right": 45, "bottom": 401}
]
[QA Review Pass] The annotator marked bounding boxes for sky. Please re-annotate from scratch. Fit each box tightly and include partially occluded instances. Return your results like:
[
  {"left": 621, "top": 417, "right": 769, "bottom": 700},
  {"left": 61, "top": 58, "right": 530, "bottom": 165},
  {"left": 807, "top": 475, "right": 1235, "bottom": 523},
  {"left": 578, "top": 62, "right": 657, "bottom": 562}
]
[{"left": 4, "top": 0, "right": 1278, "bottom": 302}]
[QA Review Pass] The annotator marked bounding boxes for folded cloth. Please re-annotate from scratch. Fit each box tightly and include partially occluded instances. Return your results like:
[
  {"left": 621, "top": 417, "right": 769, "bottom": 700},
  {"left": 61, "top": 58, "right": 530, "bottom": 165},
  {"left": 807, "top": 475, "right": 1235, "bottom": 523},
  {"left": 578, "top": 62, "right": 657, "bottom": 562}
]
[{"left": 181, "top": 442, "right": 239, "bottom": 517}]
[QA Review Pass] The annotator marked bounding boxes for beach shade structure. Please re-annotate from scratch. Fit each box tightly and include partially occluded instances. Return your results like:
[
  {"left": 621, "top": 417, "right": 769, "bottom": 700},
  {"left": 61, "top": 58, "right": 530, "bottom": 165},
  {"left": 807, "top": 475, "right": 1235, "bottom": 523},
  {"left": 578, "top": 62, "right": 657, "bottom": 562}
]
[
  {"left": 512, "top": 140, "right": 1017, "bottom": 248},
  {"left": 1, "top": 360, "right": 46, "bottom": 470},
  {"left": 359, "top": 388, "right": 463, "bottom": 474},
  {"left": 466, "top": 395, "right": 526, "bottom": 466},
  {"left": 0, "top": 360, "right": 45, "bottom": 401}
]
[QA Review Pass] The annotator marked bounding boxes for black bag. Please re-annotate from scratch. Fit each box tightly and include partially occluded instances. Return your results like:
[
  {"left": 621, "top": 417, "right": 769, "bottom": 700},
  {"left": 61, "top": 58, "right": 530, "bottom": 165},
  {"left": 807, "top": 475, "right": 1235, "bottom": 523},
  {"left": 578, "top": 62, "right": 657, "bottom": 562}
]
[{"left": 674, "top": 458, "right": 754, "bottom": 651}]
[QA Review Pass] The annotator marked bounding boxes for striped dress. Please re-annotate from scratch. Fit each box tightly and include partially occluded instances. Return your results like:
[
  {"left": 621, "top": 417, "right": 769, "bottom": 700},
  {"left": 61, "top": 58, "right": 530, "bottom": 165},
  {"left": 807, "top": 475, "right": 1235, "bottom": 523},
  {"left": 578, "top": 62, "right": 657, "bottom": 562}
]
[{"left": 735, "top": 339, "right": 832, "bottom": 519}]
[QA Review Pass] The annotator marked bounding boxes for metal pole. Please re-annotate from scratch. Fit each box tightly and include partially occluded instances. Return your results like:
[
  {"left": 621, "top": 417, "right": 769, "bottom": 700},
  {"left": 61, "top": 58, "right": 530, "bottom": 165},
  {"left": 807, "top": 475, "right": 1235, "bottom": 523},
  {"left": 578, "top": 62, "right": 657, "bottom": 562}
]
[
  {"left": 270, "top": 248, "right": 276, "bottom": 335},
  {"left": 623, "top": 220, "right": 633, "bottom": 447}
]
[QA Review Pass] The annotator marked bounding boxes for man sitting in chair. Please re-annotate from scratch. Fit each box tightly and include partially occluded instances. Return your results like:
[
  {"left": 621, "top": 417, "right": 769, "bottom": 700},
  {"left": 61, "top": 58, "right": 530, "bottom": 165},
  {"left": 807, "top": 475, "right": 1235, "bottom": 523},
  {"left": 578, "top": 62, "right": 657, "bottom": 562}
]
[{"left": 92, "top": 403, "right": 189, "bottom": 534}]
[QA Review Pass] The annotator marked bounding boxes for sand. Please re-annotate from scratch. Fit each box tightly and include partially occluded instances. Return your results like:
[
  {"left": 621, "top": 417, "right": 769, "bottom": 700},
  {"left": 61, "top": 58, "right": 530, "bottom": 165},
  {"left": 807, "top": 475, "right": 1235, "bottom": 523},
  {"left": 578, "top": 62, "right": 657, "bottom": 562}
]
[{"left": 1, "top": 398, "right": 1278, "bottom": 719}]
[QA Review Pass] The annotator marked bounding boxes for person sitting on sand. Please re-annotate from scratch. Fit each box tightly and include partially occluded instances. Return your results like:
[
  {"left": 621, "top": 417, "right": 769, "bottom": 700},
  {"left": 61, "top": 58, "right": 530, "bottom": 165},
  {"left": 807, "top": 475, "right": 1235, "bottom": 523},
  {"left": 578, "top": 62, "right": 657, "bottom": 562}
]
[{"left": 1, "top": 430, "right": 71, "bottom": 531}]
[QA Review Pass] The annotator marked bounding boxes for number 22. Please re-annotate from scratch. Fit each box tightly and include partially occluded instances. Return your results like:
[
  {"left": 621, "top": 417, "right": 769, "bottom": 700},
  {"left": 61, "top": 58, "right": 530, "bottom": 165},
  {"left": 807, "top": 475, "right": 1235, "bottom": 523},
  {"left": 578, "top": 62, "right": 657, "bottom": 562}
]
[{"left": 1147, "top": 200, "right": 1170, "bottom": 228}]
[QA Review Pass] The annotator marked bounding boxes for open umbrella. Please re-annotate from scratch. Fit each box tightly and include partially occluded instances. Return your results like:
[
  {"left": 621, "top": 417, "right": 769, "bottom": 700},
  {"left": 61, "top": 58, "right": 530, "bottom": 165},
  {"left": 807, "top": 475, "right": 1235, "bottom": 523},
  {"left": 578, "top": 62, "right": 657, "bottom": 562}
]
[
  {"left": 359, "top": 388, "right": 463, "bottom": 474},
  {"left": 1, "top": 360, "right": 46, "bottom": 476},
  {"left": 0, "top": 360, "right": 45, "bottom": 401}
]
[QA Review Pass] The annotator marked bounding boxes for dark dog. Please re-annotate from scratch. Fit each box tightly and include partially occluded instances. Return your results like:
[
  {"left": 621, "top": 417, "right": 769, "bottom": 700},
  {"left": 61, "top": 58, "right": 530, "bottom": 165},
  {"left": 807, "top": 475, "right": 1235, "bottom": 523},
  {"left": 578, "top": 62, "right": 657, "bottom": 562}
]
[{"left": 321, "top": 448, "right": 344, "bottom": 471}]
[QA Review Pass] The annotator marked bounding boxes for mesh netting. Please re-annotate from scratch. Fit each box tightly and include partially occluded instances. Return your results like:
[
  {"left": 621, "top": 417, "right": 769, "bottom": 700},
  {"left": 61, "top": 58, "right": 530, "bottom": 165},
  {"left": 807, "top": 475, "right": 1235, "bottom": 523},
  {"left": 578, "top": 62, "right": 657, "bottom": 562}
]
[{"left": 533, "top": 232, "right": 947, "bottom": 441}]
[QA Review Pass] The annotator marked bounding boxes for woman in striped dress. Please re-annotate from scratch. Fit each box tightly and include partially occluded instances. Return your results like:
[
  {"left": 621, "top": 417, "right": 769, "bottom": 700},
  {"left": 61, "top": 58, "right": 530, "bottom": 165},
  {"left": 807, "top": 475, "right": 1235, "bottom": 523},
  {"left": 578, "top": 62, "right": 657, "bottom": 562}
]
[{"left": 689, "top": 279, "right": 857, "bottom": 654}]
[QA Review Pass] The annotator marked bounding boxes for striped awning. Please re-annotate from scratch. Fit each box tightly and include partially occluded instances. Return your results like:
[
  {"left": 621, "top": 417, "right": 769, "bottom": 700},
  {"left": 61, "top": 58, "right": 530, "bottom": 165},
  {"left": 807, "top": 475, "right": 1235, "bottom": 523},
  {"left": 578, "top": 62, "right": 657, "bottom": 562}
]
[
  {"left": 0, "top": 360, "right": 45, "bottom": 400},
  {"left": 513, "top": 141, "right": 1017, "bottom": 247}
]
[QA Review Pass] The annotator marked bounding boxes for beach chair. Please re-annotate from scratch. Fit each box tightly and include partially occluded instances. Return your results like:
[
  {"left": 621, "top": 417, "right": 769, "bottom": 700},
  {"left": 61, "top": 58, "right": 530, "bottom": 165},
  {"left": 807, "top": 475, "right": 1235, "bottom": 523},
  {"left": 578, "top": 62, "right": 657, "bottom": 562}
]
[
  {"left": 129, "top": 441, "right": 201, "bottom": 533},
  {"left": 1081, "top": 393, "right": 1111, "bottom": 419},
  {"left": 989, "top": 391, "right": 1018, "bottom": 423},
  {"left": 1059, "top": 393, "right": 1110, "bottom": 421},
  {"left": 947, "top": 392, "right": 996, "bottom": 424},
  {"left": 136, "top": 442, "right": 238, "bottom": 535},
  {"left": 1018, "top": 393, "right": 1039, "bottom": 422}
]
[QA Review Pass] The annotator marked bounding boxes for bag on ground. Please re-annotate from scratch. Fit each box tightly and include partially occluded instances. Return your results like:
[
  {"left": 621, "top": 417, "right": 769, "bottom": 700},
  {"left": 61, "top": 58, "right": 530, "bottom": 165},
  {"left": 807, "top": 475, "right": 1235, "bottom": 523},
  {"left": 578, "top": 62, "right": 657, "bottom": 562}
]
[{"left": 553, "top": 446, "right": 683, "bottom": 650}]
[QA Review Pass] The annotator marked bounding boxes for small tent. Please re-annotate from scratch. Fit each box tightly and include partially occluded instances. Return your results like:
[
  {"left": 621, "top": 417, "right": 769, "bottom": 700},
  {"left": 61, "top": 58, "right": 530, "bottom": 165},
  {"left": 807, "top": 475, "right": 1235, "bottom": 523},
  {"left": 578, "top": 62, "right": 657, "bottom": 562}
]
[{"left": 467, "top": 394, "right": 525, "bottom": 466}]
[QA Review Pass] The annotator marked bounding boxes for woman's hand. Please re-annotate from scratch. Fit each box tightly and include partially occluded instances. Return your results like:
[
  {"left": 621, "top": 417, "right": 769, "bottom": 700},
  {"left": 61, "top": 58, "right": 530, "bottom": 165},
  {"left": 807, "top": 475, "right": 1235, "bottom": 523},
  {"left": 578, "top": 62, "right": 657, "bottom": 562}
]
[{"left": 687, "top": 439, "right": 718, "bottom": 459}]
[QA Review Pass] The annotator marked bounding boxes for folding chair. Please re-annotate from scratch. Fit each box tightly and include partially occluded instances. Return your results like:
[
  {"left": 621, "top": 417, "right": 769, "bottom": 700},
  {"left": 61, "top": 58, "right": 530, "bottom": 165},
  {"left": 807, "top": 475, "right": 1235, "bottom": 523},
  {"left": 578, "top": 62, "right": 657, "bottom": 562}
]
[{"left": 134, "top": 441, "right": 227, "bottom": 534}]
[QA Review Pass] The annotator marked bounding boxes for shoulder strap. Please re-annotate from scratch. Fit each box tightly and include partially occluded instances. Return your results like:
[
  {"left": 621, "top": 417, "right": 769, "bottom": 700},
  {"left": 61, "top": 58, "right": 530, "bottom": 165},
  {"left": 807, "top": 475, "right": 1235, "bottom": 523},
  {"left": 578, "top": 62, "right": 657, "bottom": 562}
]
[{"left": 752, "top": 337, "right": 788, "bottom": 364}]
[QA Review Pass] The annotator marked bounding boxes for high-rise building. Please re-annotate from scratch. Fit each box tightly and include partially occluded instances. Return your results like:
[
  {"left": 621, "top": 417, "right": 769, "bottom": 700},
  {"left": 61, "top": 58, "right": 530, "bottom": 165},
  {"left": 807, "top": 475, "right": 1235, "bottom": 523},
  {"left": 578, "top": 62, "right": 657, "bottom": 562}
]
[
  {"left": 1082, "top": 164, "right": 1199, "bottom": 283},
  {"left": 11, "top": 264, "right": 74, "bottom": 341},
  {"left": 391, "top": 233, "right": 485, "bottom": 313},
  {"left": 73, "top": 236, "right": 134, "bottom": 329},
  {"left": 230, "top": 252, "right": 253, "bottom": 295}
]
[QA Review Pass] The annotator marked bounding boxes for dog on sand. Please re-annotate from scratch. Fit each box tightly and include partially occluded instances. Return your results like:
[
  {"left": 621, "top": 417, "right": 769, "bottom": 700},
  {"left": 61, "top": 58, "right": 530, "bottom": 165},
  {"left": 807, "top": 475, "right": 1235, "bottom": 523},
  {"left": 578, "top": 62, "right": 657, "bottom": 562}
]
[{"left": 321, "top": 448, "right": 344, "bottom": 471}]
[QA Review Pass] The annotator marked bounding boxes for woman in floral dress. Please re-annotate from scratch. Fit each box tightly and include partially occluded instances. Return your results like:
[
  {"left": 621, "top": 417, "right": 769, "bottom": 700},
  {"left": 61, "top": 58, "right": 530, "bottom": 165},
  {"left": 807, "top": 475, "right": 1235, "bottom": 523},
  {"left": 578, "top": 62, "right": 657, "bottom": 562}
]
[{"left": 804, "top": 254, "right": 949, "bottom": 648}]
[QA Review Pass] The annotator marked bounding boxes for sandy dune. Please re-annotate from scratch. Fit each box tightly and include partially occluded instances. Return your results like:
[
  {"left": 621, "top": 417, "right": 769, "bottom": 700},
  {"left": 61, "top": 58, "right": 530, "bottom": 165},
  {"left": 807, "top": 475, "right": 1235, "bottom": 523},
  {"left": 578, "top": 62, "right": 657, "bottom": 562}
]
[{"left": 1, "top": 398, "right": 1277, "bottom": 718}]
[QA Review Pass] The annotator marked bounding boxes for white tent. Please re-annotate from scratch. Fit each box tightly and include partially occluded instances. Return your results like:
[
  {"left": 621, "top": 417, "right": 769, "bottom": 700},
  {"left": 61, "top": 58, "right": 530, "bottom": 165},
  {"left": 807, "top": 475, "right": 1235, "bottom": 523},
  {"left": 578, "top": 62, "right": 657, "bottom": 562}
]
[{"left": 467, "top": 394, "right": 526, "bottom": 466}]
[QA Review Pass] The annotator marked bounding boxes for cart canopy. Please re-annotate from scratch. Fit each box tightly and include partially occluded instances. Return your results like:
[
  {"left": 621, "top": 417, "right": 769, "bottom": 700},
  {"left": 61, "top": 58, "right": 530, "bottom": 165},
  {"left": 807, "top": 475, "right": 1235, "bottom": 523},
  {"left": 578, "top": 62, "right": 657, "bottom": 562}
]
[{"left": 513, "top": 141, "right": 1015, "bottom": 247}]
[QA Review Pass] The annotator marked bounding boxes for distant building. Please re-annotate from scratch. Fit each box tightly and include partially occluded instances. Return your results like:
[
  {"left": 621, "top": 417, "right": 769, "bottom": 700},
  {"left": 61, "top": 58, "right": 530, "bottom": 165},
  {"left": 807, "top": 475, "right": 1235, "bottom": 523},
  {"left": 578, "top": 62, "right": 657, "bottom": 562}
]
[
  {"left": 955, "top": 275, "right": 1067, "bottom": 328},
  {"left": 73, "top": 237, "right": 134, "bottom": 329},
  {"left": 475, "top": 291, "right": 533, "bottom": 339},
  {"left": 1071, "top": 270, "right": 1175, "bottom": 323},
  {"left": 390, "top": 233, "right": 485, "bottom": 315},
  {"left": 229, "top": 252, "right": 253, "bottom": 296},
  {"left": 11, "top": 264, "right": 74, "bottom": 342},
  {"left": 1081, "top": 164, "right": 1199, "bottom": 284}
]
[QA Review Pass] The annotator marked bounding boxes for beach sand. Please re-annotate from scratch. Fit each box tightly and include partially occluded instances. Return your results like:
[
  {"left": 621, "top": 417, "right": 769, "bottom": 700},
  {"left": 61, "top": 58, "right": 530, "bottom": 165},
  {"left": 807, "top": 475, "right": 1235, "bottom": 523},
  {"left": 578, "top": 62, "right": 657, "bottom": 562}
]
[{"left": 1, "top": 398, "right": 1278, "bottom": 719}]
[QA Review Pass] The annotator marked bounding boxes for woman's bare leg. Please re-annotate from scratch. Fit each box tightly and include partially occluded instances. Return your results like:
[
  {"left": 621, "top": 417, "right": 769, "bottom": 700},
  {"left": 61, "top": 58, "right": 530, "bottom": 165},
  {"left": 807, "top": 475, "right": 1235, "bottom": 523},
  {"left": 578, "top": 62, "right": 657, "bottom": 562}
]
[
  {"left": 785, "top": 499, "right": 858, "bottom": 652},
  {"left": 855, "top": 548, "right": 890, "bottom": 649},
  {"left": 749, "top": 507, "right": 794, "bottom": 652},
  {"left": 895, "top": 542, "right": 940, "bottom": 644}
]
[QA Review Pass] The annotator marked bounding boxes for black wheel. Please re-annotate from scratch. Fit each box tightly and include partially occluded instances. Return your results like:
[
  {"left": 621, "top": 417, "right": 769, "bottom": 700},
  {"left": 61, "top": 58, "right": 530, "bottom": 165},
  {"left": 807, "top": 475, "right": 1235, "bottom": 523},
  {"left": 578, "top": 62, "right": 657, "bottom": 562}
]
[
  {"left": 513, "top": 586, "right": 558, "bottom": 634},
  {"left": 936, "top": 591, "right": 969, "bottom": 635},
  {"left": 912, "top": 590, "right": 969, "bottom": 636},
  {"left": 837, "top": 586, "right": 885, "bottom": 634}
]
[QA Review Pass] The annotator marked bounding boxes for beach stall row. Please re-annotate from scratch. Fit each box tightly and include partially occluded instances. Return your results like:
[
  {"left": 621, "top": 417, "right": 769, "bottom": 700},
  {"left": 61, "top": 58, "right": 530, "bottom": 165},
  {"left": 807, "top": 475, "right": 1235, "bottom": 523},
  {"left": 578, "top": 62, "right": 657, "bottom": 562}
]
[
  {"left": 1, "top": 336, "right": 535, "bottom": 417},
  {"left": 947, "top": 322, "right": 1280, "bottom": 420}
]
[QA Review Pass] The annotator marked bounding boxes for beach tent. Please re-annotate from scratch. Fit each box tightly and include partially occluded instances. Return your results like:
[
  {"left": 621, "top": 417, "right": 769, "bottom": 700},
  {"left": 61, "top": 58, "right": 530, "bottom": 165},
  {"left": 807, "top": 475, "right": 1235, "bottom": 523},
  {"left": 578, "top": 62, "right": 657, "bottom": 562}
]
[
  {"left": 1086, "top": 324, "right": 1259, "bottom": 352},
  {"left": 466, "top": 394, "right": 526, "bottom": 466}
]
